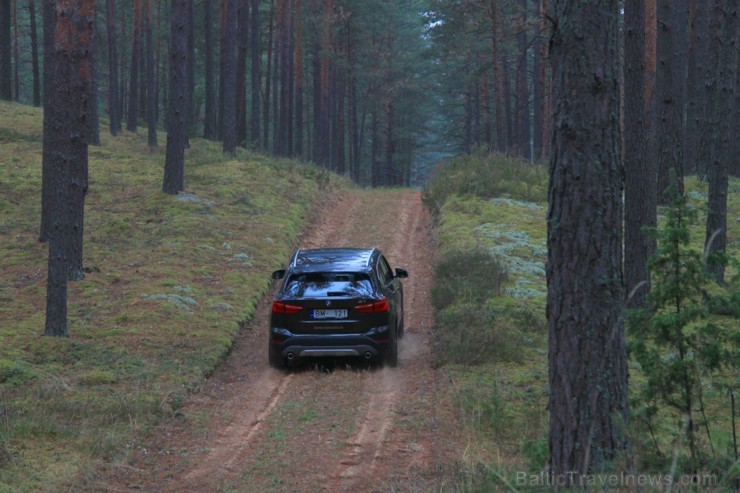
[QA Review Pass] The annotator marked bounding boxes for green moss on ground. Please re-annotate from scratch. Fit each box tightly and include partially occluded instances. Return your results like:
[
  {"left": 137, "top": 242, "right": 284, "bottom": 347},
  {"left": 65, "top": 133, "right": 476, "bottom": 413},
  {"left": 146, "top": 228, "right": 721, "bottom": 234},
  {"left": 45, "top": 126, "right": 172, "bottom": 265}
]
[{"left": 0, "top": 100, "right": 345, "bottom": 491}]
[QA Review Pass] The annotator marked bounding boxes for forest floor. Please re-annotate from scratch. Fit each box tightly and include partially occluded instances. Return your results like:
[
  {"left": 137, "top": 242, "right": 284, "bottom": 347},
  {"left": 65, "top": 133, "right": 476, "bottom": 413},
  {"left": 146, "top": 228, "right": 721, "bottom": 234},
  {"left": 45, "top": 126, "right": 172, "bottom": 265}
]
[{"left": 102, "top": 188, "right": 455, "bottom": 492}]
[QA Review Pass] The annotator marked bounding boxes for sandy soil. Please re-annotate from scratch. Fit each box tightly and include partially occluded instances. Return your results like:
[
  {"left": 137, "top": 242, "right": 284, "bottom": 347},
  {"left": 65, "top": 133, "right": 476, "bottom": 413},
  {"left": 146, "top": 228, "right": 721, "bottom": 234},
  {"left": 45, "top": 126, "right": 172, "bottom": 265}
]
[{"left": 104, "top": 188, "right": 442, "bottom": 492}]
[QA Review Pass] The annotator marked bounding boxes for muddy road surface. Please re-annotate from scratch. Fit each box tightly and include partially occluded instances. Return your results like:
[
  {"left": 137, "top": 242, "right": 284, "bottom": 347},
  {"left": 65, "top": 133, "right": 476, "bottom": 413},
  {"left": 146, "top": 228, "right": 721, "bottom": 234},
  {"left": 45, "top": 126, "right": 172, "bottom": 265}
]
[{"left": 106, "top": 189, "right": 442, "bottom": 492}]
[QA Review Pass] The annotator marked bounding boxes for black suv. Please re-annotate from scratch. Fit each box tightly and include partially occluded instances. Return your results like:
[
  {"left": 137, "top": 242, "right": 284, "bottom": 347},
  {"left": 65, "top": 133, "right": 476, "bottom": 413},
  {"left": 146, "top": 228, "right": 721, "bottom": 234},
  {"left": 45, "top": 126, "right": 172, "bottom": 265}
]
[{"left": 268, "top": 248, "right": 408, "bottom": 369}]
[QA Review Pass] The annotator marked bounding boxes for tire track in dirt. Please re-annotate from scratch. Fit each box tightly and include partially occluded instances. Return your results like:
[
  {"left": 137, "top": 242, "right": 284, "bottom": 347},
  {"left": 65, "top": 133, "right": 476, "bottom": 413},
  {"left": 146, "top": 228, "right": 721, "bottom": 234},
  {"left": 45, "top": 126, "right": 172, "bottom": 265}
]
[
  {"left": 328, "top": 190, "right": 436, "bottom": 492},
  {"left": 183, "top": 371, "right": 295, "bottom": 483},
  {"left": 103, "top": 188, "right": 437, "bottom": 492}
]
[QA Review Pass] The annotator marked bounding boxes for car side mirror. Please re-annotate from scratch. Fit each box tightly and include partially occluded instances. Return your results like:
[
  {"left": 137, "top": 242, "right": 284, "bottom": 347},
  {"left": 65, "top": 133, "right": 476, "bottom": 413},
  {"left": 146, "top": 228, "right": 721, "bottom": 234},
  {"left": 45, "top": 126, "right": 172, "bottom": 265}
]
[
  {"left": 271, "top": 269, "right": 286, "bottom": 280},
  {"left": 394, "top": 268, "right": 408, "bottom": 279}
]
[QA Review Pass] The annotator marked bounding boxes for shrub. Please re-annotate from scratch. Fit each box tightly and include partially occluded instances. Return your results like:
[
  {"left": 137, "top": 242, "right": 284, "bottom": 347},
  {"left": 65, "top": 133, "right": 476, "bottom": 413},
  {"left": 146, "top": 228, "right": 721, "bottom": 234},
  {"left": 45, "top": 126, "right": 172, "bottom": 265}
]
[
  {"left": 422, "top": 153, "right": 547, "bottom": 213},
  {"left": 433, "top": 304, "right": 522, "bottom": 366},
  {"left": 431, "top": 250, "right": 509, "bottom": 310}
]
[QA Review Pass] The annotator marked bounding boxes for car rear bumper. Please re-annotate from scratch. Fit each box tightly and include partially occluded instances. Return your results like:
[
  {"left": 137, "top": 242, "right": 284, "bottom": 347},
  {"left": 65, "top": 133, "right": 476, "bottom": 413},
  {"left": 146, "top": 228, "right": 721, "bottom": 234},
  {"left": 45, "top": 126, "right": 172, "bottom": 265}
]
[{"left": 269, "top": 329, "right": 391, "bottom": 362}]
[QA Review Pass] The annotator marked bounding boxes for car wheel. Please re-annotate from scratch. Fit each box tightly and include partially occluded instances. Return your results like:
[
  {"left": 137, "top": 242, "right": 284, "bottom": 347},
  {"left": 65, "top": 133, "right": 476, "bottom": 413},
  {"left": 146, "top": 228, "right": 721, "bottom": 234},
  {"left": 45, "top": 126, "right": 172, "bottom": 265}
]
[
  {"left": 268, "top": 347, "right": 286, "bottom": 370},
  {"left": 384, "top": 330, "right": 398, "bottom": 368}
]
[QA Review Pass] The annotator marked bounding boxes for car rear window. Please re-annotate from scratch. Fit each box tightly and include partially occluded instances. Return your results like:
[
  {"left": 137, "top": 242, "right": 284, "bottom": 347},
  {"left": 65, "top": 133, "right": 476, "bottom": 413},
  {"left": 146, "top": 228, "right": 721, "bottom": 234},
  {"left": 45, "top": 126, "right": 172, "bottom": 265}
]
[{"left": 284, "top": 272, "right": 373, "bottom": 297}]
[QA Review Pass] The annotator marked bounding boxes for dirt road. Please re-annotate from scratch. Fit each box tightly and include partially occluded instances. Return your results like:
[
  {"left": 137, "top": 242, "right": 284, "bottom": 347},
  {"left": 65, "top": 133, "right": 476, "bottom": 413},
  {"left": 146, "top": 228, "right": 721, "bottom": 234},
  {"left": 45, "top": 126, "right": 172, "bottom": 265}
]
[{"left": 107, "top": 189, "right": 440, "bottom": 492}]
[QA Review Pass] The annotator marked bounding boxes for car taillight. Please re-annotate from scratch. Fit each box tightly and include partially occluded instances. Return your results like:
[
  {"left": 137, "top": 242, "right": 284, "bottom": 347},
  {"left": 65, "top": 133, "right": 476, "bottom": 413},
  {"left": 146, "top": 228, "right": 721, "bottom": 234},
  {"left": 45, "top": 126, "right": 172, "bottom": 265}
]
[
  {"left": 355, "top": 298, "right": 389, "bottom": 313},
  {"left": 272, "top": 301, "right": 303, "bottom": 314}
]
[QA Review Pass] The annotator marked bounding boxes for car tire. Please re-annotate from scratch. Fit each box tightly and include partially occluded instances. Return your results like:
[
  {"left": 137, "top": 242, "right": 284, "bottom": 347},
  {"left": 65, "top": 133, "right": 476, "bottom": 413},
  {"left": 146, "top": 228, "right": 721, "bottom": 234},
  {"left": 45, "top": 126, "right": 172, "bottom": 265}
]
[
  {"left": 268, "top": 347, "right": 286, "bottom": 370},
  {"left": 384, "top": 330, "right": 398, "bottom": 368}
]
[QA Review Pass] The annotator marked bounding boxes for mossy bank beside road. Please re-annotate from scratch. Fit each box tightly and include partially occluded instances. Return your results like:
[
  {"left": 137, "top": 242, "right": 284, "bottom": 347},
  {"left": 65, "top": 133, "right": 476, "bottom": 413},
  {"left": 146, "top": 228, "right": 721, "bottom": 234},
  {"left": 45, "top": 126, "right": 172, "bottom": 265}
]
[
  {"left": 0, "top": 101, "right": 337, "bottom": 490},
  {"left": 423, "top": 152, "right": 739, "bottom": 491}
]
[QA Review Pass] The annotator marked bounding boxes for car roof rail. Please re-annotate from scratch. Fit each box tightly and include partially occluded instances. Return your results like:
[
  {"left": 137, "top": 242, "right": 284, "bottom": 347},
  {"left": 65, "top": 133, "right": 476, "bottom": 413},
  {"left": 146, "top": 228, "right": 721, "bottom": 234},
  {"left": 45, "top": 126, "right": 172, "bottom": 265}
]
[{"left": 290, "top": 249, "right": 301, "bottom": 268}]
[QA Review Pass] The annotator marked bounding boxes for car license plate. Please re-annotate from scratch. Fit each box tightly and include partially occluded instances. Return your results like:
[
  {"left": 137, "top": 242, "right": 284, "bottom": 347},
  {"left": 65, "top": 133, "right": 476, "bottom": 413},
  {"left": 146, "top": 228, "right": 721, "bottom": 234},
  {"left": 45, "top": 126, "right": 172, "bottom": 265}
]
[{"left": 311, "top": 309, "right": 348, "bottom": 319}]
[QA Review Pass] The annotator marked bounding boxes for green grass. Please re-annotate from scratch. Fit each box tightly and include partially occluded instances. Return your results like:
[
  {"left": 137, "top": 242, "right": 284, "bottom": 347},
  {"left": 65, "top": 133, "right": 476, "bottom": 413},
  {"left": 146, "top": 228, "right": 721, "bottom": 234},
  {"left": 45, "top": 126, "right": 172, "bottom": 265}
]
[
  {"left": 427, "top": 153, "right": 739, "bottom": 491},
  {"left": 0, "top": 100, "right": 344, "bottom": 491}
]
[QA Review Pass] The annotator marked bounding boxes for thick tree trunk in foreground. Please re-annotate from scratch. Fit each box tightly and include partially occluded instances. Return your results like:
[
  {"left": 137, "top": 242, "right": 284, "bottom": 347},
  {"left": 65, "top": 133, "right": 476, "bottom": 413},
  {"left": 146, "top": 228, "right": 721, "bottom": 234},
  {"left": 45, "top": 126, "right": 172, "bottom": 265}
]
[
  {"left": 547, "top": 0, "right": 631, "bottom": 480},
  {"left": 44, "top": 0, "right": 95, "bottom": 336}
]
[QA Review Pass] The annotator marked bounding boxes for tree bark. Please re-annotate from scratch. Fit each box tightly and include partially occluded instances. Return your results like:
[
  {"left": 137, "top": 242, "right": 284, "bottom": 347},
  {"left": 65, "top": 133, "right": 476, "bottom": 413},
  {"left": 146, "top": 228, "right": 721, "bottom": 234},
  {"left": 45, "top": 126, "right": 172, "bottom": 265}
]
[
  {"left": 106, "top": 0, "right": 120, "bottom": 135},
  {"left": 145, "top": 0, "right": 157, "bottom": 147},
  {"left": 127, "top": 0, "right": 143, "bottom": 132},
  {"left": 704, "top": 0, "right": 737, "bottom": 283},
  {"left": 624, "top": 0, "right": 657, "bottom": 309},
  {"left": 249, "top": 0, "right": 260, "bottom": 148},
  {"left": 162, "top": 0, "right": 189, "bottom": 195},
  {"left": 294, "top": 0, "right": 304, "bottom": 157},
  {"left": 547, "top": 0, "right": 631, "bottom": 479},
  {"left": 39, "top": 0, "right": 56, "bottom": 243},
  {"left": 44, "top": 0, "right": 95, "bottom": 335},
  {"left": 220, "top": 0, "right": 237, "bottom": 155},
  {"left": 29, "top": 0, "right": 41, "bottom": 106},
  {"left": 516, "top": 0, "right": 529, "bottom": 158},
  {"left": 263, "top": 0, "right": 274, "bottom": 148},
  {"left": 0, "top": 0, "right": 11, "bottom": 100},
  {"left": 489, "top": 0, "right": 506, "bottom": 152},
  {"left": 683, "top": 0, "right": 703, "bottom": 174},
  {"left": 235, "top": 0, "right": 249, "bottom": 147},
  {"left": 655, "top": 0, "right": 687, "bottom": 203},
  {"left": 203, "top": 0, "right": 217, "bottom": 140}
]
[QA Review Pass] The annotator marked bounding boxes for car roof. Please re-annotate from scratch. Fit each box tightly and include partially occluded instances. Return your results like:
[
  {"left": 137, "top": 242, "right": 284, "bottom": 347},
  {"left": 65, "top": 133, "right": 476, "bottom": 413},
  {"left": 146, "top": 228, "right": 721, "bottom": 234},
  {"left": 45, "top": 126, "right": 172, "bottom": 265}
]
[{"left": 289, "top": 248, "right": 377, "bottom": 273}]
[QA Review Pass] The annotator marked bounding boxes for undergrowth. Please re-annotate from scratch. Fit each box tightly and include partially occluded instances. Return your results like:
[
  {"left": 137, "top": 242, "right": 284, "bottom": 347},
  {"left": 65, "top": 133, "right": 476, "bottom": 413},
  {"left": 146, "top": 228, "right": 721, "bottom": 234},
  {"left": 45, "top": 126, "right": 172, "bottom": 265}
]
[
  {"left": 0, "top": 100, "right": 342, "bottom": 491},
  {"left": 426, "top": 151, "right": 739, "bottom": 491}
]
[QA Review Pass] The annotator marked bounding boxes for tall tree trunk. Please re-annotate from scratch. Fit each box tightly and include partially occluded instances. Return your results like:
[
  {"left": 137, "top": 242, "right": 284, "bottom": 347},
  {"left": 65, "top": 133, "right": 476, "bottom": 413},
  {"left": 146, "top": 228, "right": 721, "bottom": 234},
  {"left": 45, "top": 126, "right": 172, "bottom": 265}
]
[
  {"left": 221, "top": 0, "right": 237, "bottom": 155},
  {"left": 624, "top": 0, "right": 657, "bottom": 309},
  {"left": 145, "top": 0, "right": 157, "bottom": 147},
  {"left": 655, "top": 0, "right": 687, "bottom": 203},
  {"left": 489, "top": 0, "right": 506, "bottom": 152},
  {"left": 683, "top": 0, "right": 702, "bottom": 174},
  {"left": 348, "top": 18, "right": 359, "bottom": 181},
  {"left": 482, "top": 71, "right": 491, "bottom": 150},
  {"left": 704, "top": 0, "right": 737, "bottom": 283},
  {"left": 119, "top": 6, "right": 127, "bottom": 122},
  {"left": 127, "top": 0, "right": 142, "bottom": 132},
  {"left": 29, "top": 0, "right": 41, "bottom": 106},
  {"left": 294, "top": 0, "right": 303, "bottom": 157},
  {"left": 319, "top": 0, "right": 331, "bottom": 167},
  {"left": 235, "top": 0, "right": 249, "bottom": 147},
  {"left": 502, "top": 54, "right": 514, "bottom": 152},
  {"left": 263, "top": 0, "right": 274, "bottom": 148},
  {"left": 12, "top": 0, "right": 19, "bottom": 100},
  {"left": 39, "top": 0, "right": 56, "bottom": 242},
  {"left": 186, "top": 0, "right": 194, "bottom": 136},
  {"left": 516, "top": 0, "right": 529, "bottom": 158},
  {"left": 0, "top": 0, "right": 11, "bottom": 100},
  {"left": 277, "top": 0, "right": 289, "bottom": 155},
  {"left": 203, "top": 0, "right": 217, "bottom": 139},
  {"left": 106, "top": 0, "right": 120, "bottom": 135},
  {"left": 249, "top": 0, "right": 260, "bottom": 148},
  {"left": 539, "top": 0, "right": 551, "bottom": 158},
  {"left": 44, "top": 0, "right": 95, "bottom": 336},
  {"left": 547, "top": 0, "right": 631, "bottom": 479},
  {"left": 162, "top": 0, "right": 189, "bottom": 195}
]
